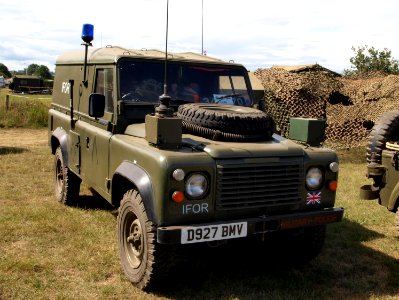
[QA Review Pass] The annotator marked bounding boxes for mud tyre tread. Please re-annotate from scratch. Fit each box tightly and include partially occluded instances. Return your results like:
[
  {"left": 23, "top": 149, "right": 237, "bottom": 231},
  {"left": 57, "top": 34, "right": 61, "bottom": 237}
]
[
  {"left": 367, "top": 111, "right": 399, "bottom": 163},
  {"left": 177, "top": 103, "right": 275, "bottom": 141},
  {"left": 117, "top": 189, "right": 175, "bottom": 291},
  {"left": 284, "top": 225, "right": 326, "bottom": 265},
  {"left": 54, "top": 147, "right": 80, "bottom": 206}
]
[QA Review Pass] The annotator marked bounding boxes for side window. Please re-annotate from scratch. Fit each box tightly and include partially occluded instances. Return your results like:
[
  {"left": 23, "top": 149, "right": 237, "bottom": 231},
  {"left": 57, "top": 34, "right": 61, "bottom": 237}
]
[
  {"left": 95, "top": 68, "right": 114, "bottom": 113},
  {"left": 219, "top": 76, "right": 246, "bottom": 93},
  {"left": 218, "top": 75, "right": 251, "bottom": 106}
]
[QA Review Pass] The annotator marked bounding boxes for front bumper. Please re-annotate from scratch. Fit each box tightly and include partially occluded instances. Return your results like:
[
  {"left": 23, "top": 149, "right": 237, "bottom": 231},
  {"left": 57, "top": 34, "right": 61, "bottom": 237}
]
[{"left": 157, "top": 207, "right": 344, "bottom": 244}]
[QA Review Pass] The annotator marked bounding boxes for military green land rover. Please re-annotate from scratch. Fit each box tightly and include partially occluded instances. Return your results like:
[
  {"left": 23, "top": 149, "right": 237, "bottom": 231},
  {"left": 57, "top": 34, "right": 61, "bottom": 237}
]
[
  {"left": 49, "top": 25, "right": 343, "bottom": 290},
  {"left": 360, "top": 111, "right": 399, "bottom": 232}
]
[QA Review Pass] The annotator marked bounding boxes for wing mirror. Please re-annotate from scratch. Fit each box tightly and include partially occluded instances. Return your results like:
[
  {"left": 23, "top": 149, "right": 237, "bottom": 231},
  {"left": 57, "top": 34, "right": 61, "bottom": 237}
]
[{"left": 89, "top": 93, "right": 105, "bottom": 118}]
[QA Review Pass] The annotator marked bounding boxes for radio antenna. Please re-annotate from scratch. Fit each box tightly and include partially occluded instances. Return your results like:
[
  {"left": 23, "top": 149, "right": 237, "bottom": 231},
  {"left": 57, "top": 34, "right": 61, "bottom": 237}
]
[
  {"left": 156, "top": 0, "right": 172, "bottom": 116},
  {"left": 201, "top": 0, "right": 204, "bottom": 55},
  {"left": 163, "top": 0, "right": 169, "bottom": 95}
]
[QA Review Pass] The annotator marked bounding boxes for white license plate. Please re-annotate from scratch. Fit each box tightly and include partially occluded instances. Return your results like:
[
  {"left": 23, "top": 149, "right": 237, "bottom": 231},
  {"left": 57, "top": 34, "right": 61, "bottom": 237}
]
[{"left": 181, "top": 222, "right": 247, "bottom": 244}]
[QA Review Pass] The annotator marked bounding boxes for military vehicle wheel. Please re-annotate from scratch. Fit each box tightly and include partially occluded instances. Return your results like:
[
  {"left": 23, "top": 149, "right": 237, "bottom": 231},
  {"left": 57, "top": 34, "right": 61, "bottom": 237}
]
[
  {"left": 54, "top": 147, "right": 80, "bottom": 205},
  {"left": 285, "top": 225, "right": 326, "bottom": 264},
  {"left": 118, "top": 189, "right": 172, "bottom": 290},
  {"left": 177, "top": 103, "right": 274, "bottom": 141},
  {"left": 367, "top": 111, "right": 399, "bottom": 163}
]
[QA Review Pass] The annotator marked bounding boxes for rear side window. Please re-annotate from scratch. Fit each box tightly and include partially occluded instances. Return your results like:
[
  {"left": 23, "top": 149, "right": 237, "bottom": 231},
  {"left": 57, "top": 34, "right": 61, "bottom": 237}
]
[{"left": 95, "top": 68, "right": 114, "bottom": 113}]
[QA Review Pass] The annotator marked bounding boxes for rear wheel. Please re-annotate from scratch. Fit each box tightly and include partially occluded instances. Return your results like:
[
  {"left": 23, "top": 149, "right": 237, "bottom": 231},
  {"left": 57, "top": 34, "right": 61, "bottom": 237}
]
[
  {"left": 117, "top": 189, "right": 174, "bottom": 290},
  {"left": 54, "top": 147, "right": 80, "bottom": 205}
]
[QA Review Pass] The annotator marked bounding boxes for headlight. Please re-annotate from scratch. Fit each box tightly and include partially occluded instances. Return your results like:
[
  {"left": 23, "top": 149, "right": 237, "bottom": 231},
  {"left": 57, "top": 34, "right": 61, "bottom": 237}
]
[
  {"left": 185, "top": 173, "right": 208, "bottom": 198},
  {"left": 306, "top": 167, "right": 323, "bottom": 190}
]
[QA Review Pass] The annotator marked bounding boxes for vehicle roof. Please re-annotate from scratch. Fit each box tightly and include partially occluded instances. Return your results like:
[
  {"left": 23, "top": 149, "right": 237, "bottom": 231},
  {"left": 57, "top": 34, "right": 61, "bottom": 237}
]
[{"left": 56, "top": 45, "right": 244, "bottom": 67}]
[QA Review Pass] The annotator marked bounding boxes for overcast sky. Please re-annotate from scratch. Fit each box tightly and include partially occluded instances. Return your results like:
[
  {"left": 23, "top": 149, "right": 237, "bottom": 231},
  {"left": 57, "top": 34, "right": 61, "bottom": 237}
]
[{"left": 1, "top": 0, "right": 399, "bottom": 74}]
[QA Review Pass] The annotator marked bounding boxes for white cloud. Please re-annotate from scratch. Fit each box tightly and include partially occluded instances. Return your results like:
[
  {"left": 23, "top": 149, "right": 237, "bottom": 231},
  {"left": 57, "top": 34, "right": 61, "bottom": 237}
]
[{"left": 1, "top": 0, "right": 399, "bottom": 74}]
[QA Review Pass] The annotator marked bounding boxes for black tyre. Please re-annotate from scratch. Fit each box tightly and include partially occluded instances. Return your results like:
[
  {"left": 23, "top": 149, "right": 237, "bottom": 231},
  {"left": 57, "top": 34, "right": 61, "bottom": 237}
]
[
  {"left": 367, "top": 111, "right": 399, "bottom": 163},
  {"left": 177, "top": 103, "right": 274, "bottom": 141},
  {"left": 118, "top": 189, "right": 174, "bottom": 290},
  {"left": 283, "top": 225, "right": 326, "bottom": 265},
  {"left": 54, "top": 147, "right": 80, "bottom": 205},
  {"left": 299, "top": 225, "right": 326, "bottom": 262}
]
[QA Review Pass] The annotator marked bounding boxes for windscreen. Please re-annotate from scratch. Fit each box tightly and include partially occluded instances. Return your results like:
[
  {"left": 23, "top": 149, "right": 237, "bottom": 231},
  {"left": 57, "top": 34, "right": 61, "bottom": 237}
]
[{"left": 118, "top": 59, "right": 253, "bottom": 106}]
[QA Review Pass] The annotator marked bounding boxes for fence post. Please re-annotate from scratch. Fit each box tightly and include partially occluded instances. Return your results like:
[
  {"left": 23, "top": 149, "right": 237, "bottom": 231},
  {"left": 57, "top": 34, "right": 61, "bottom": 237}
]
[{"left": 5, "top": 94, "right": 10, "bottom": 111}]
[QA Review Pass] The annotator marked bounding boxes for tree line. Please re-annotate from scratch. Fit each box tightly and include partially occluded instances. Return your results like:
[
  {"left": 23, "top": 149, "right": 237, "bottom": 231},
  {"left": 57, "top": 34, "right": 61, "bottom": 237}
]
[
  {"left": 0, "top": 63, "right": 52, "bottom": 80},
  {"left": 0, "top": 46, "right": 399, "bottom": 79}
]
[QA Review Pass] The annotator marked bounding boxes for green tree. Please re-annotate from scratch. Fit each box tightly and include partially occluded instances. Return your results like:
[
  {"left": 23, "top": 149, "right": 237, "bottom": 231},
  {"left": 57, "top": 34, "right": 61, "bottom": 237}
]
[
  {"left": 344, "top": 45, "right": 399, "bottom": 75},
  {"left": 0, "top": 63, "right": 12, "bottom": 78},
  {"left": 35, "top": 65, "right": 52, "bottom": 80},
  {"left": 27, "top": 64, "right": 39, "bottom": 75}
]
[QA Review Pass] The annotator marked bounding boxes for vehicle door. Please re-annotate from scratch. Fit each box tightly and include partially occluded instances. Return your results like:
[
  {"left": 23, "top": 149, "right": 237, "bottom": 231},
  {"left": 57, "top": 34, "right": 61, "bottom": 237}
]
[{"left": 80, "top": 67, "right": 114, "bottom": 197}]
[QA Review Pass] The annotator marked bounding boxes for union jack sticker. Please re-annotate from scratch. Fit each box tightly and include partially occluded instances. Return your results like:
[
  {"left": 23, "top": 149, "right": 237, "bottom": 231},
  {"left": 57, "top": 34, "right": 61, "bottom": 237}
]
[{"left": 306, "top": 191, "right": 321, "bottom": 205}]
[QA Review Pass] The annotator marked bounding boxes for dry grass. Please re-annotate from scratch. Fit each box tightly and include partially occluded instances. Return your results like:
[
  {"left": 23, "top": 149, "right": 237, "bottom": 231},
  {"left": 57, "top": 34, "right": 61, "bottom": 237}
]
[
  {"left": 0, "top": 128, "right": 398, "bottom": 300},
  {"left": 0, "top": 89, "right": 51, "bottom": 128}
]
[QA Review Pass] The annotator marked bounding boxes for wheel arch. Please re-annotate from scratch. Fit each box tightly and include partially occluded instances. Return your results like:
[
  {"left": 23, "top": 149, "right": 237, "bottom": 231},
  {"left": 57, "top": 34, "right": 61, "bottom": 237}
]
[
  {"left": 112, "top": 161, "right": 157, "bottom": 223},
  {"left": 51, "top": 127, "right": 69, "bottom": 165}
]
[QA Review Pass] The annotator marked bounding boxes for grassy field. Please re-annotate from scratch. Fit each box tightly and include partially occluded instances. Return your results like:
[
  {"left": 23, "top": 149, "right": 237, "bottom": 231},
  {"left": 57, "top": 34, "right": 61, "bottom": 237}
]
[
  {"left": 0, "top": 131, "right": 398, "bottom": 297},
  {"left": 0, "top": 89, "right": 50, "bottom": 128}
]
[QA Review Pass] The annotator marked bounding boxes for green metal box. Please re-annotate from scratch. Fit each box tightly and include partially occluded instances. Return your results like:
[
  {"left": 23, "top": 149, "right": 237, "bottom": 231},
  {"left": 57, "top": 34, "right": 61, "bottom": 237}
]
[
  {"left": 289, "top": 118, "right": 326, "bottom": 146},
  {"left": 145, "top": 114, "right": 182, "bottom": 149}
]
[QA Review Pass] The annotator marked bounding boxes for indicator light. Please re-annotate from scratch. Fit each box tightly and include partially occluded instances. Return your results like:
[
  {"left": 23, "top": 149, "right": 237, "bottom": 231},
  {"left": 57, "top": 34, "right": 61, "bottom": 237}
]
[
  {"left": 329, "top": 162, "right": 339, "bottom": 173},
  {"left": 172, "top": 169, "right": 185, "bottom": 181},
  {"left": 328, "top": 180, "right": 338, "bottom": 191},
  {"left": 172, "top": 191, "right": 184, "bottom": 203}
]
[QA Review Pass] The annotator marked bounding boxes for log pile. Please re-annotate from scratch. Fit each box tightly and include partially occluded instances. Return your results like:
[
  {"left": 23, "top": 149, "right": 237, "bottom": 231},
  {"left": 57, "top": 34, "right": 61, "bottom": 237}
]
[{"left": 253, "top": 66, "right": 399, "bottom": 148}]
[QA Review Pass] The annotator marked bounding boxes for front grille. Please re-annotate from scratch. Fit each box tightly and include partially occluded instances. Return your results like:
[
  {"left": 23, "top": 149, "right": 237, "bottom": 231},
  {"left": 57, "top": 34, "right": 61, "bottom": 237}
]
[{"left": 216, "top": 158, "right": 303, "bottom": 211}]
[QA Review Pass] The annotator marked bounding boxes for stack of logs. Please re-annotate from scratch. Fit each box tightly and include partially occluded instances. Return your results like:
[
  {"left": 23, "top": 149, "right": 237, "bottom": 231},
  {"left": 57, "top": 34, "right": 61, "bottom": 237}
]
[{"left": 253, "top": 66, "right": 399, "bottom": 148}]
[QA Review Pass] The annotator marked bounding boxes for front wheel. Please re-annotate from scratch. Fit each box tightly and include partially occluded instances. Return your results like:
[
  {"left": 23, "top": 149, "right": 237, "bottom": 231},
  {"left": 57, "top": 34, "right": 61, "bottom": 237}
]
[
  {"left": 282, "top": 225, "right": 326, "bottom": 265},
  {"left": 117, "top": 189, "right": 174, "bottom": 290}
]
